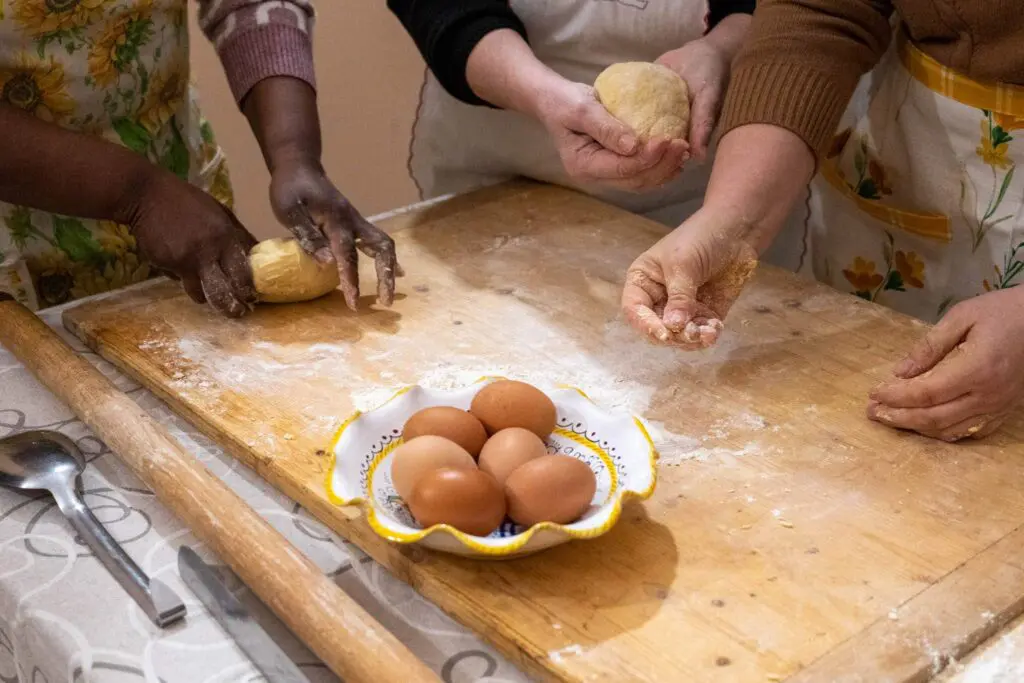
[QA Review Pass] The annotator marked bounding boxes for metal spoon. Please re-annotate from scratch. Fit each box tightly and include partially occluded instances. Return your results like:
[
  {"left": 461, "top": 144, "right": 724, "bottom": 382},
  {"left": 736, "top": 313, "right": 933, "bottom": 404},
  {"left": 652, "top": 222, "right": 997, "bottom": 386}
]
[{"left": 0, "top": 430, "right": 186, "bottom": 627}]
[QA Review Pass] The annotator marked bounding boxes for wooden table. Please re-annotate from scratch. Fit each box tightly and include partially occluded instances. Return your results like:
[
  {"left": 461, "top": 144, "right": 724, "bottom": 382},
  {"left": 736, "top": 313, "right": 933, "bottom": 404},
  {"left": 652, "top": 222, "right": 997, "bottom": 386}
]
[{"left": 63, "top": 182, "right": 1024, "bottom": 682}]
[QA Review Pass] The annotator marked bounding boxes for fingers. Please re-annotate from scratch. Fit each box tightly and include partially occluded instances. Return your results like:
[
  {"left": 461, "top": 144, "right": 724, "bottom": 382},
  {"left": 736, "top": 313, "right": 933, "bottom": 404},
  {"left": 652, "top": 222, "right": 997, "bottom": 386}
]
[
  {"left": 219, "top": 239, "right": 257, "bottom": 306},
  {"left": 688, "top": 84, "right": 722, "bottom": 162},
  {"left": 622, "top": 270, "right": 671, "bottom": 343},
  {"left": 577, "top": 96, "right": 638, "bottom": 155},
  {"left": 353, "top": 216, "right": 399, "bottom": 307},
  {"left": 324, "top": 218, "right": 360, "bottom": 310},
  {"left": 870, "top": 349, "right": 973, "bottom": 409},
  {"left": 199, "top": 260, "right": 246, "bottom": 318},
  {"left": 867, "top": 393, "right": 985, "bottom": 440},
  {"left": 682, "top": 318, "right": 723, "bottom": 347},
  {"left": 661, "top": 271, "right": 702, "bottom": 334},
  {"left": 181, "top": 272, "right": 206, "bottom": 304},
  {"left": 286, "top": 203, "right": 333, "bottom": 264},
  {"left": 621, "top": 267, "right": 707, "bottom": 349},
  {"left": 893, "top": 309, "right": 972, "bottom": 378},
  {"left": 569, "top": 134, "right": 668, "bottom": 181},
  {"left": 608, "top": 139, "right": 689, "bottom": 191}
]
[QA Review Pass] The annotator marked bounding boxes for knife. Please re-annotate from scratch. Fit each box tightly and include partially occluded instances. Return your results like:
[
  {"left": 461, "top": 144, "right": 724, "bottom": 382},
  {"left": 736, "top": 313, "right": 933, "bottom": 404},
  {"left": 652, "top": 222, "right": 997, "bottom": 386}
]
[{"left": 178, "top": 546, "right": 313, "bottom": 683}]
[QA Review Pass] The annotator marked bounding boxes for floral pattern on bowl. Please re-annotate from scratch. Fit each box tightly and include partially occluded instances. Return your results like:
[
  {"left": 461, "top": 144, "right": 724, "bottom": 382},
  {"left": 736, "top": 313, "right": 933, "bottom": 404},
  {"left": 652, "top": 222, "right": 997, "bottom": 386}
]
[{"left": 326, "top": 377, "right": 658, "bottom": 558}]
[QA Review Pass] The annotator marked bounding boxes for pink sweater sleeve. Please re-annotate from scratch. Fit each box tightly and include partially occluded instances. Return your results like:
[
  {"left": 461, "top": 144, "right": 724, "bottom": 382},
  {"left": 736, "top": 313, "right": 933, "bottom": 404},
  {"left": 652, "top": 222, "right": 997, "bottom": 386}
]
[{"left": 197, "top": 0, "right": 317, "bottom": 103}]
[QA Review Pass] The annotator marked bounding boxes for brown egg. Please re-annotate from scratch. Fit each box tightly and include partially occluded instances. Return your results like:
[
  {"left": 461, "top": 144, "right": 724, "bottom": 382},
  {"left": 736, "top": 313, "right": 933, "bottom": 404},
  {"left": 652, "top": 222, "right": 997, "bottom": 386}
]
[
  {"left": 390, "top": 436, "right": 476, "bottom": 501},
  {"left": 504, "top": 455, "right": 597, "bottom": 527},
  {"left": 470, "top": 380, "right": 557, "bottom": 439},
  {"left": 407, "top": 468, "right": 506, "bottom": 536},
  {"left": 478, "top": 428, "right": 548, "bottom": 486},
  {"left": 402, "top": 407, "right": 488, "bottom": 457}
]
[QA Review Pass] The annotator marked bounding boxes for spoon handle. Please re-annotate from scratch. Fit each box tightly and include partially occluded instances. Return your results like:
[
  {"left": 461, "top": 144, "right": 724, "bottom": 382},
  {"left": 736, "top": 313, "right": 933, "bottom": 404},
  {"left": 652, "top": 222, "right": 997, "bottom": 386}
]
[{"left": 52, "top": 486, "right": 186, "bottom": 627}]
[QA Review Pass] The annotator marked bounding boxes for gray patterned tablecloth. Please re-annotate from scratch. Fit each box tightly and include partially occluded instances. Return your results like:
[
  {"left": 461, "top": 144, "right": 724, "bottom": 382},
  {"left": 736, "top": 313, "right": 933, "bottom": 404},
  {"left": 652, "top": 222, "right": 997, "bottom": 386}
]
[{"left": 0, "top": 304, "right": 530, "bottom": 683}]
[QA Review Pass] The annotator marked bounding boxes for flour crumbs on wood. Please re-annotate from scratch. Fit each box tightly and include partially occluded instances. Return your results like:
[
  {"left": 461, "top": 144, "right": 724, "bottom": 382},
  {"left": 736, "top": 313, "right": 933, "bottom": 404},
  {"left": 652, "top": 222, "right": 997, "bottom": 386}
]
[
  {"left": 350, "top": 318, "right": 778, "bottom": 466},
  {"left": 135, "top": 289, "right": 782, "bottom": 466}
]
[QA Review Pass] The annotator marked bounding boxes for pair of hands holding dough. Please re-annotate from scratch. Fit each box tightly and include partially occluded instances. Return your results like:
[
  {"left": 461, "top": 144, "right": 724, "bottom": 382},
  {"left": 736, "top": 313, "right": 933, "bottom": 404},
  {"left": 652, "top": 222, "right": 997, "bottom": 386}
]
[{"left": 540, "top": 38, "right": 731, "bottom": 193}]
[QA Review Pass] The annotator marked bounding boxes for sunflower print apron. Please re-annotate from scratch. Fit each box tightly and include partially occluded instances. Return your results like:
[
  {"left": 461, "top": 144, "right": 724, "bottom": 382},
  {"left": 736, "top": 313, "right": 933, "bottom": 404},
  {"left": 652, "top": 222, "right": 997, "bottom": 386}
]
[
  {"left": 0, "top": 0, "right": 232, "bottom": 310},
  {"left": 806, "top": 32, "right": 1024, "bottom": 323}
]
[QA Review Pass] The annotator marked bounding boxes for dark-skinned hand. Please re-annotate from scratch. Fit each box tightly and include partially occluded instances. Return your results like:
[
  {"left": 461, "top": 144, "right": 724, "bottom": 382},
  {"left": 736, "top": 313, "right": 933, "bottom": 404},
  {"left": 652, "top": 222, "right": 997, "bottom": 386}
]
[
  {"left": 269, "top": 160, "right": 400, "bottom": 309},
  {"left": 244, "top": 77, "right": 400, "bottom": 311},
  {"left": 131, "top": 171, "right": 257, "bottom": 318}
]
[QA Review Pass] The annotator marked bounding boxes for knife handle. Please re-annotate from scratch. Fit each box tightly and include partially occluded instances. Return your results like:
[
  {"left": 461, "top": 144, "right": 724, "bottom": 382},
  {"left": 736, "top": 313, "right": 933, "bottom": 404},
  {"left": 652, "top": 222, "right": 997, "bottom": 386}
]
[{"left": 52, "top": 481, "right": 186, "bottom": 627}]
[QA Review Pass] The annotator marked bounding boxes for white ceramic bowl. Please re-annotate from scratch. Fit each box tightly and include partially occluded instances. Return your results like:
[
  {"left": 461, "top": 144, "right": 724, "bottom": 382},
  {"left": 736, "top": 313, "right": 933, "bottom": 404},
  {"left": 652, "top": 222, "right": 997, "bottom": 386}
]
[{"left": 326, "top": 377, "right": 658, "bottom": 558}]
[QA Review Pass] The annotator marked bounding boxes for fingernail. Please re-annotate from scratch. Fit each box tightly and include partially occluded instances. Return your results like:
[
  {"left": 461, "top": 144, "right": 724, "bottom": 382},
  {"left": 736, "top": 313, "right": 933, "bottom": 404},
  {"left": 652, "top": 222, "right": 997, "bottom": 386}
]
[
  {"left": 866, "top": 400, "right": 878, "bottom": 418},
  {"left": 618, "top": 134, "right": 637, "bottom": 153},
  {"left": 894, "top": 359, "right": 914, "bottom": 377},
  {"left": 664, "top": 311, "right": 684, "bottom": 329},
  {"left": 656, "top": 328, "right": 670, "bottom": 342},
  {"left": 683, "top": 321, "right": 700, "bottom": 342},
  {"left": 314, "top": 247, "right": 334, "bottom": 264}
]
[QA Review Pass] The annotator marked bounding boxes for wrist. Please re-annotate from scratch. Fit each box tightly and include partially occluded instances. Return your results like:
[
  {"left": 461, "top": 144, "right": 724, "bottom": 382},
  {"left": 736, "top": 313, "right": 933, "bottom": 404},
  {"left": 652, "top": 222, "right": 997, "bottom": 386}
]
[
  {"left": 266, "top": 145, "right": 322, "bottom": 176},
  {"left": 702, "top": 14, "right": 750, "bottom": 60},
  {"left": 528, "top": 73, "right": 584, "bottom": 129}
]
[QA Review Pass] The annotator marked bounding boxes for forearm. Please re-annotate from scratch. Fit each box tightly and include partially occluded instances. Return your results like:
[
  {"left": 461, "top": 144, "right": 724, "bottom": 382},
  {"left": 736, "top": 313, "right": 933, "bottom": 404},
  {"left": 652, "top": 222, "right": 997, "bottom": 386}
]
[
  {"left": 465, "top": 28, "right": 563, "bottom": 118},
  {"left": 242, "top": 77, "right": 322, "bottom": 173},
  {"left": 0, "top": 105, "right": 156, "bottom": 225},
  {"left": 389, "top": 0, "right": 527, "bottom": 106},
  {"left": 703, "top": 124, "right": 815, "bottom": 250}
]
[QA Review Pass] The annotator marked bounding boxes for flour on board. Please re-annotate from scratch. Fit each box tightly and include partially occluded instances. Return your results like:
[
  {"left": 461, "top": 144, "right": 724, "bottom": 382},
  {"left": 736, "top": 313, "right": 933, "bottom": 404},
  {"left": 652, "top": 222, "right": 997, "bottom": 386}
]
[{"left": 133, "top": 286, "right": 779, "bottom": 464}]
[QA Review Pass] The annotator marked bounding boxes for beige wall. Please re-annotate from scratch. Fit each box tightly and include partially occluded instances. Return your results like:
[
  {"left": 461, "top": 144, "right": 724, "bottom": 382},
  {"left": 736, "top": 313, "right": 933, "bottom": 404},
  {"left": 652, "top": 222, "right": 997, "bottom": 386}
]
[{"left": 189, "top": 2, "right": 424, "bottom": 240}]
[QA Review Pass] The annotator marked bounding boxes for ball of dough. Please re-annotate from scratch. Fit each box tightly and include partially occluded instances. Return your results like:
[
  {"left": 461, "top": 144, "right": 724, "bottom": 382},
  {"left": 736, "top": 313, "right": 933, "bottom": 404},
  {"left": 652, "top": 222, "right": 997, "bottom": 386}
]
[
  {"left": 593, "top": 62, "right": 690, "bottom": 141},
  {"left": 249, "top": 238, "right": 340, "bottom": 303}
]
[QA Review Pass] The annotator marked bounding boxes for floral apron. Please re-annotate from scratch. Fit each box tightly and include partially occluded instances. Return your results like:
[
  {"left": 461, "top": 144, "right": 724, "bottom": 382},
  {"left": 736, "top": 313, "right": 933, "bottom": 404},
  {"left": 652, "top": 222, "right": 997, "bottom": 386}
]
[
  {"left": 0, "top": 0, "right": 232, "bottom": 310},
  {"left": 806, "top": 32, "right": 1024, "bottom": 323},
  {"left": 408, "top": 0, "right": 714, "bottom": 228}
]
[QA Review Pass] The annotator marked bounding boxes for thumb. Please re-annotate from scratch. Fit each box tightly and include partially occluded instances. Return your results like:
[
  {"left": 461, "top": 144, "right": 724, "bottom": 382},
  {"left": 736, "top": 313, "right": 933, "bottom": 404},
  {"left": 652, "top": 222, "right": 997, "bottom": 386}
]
[
  {"left": 687, "top": 84, "right": 721, "bottom": 162},
  {"left": 662, "top": 271, "right": 703, "bottom": 334},
  {"left": 894, "top": 308, "right": 971, "bottom": 378},
  {"left": 579, "top": 99, "right": 638, "bottom": 155}
]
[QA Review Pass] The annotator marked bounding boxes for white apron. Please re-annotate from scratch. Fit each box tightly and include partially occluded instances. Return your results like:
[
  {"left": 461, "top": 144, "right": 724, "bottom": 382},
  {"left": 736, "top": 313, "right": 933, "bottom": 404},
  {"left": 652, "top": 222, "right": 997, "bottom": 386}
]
[
  {"left": 409, "top": 0, "right": 714, "bottom": 227},
  {"left": 806, "top": 32, "right": 1024, "bottom": 323}
]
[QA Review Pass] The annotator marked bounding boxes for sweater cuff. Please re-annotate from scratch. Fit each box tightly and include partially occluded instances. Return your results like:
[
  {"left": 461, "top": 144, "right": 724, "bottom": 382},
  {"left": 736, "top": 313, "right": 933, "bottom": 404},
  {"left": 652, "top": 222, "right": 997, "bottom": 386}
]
[
  {"left": 718, "top": 61, "right": 853, "bottom": 158},
  {"left": 217, "top": 24, "right": 317, "bottom": 104},
  {"left": 446, "top": 15, "right": 528, "bottom": 107}
]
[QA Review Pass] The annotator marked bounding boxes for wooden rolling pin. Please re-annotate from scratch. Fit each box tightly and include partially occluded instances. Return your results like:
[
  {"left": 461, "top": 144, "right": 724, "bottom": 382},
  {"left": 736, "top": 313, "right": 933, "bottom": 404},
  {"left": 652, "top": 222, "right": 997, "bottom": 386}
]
[{"left": 0, "top": 296, "right": 440, "bottom": 683}]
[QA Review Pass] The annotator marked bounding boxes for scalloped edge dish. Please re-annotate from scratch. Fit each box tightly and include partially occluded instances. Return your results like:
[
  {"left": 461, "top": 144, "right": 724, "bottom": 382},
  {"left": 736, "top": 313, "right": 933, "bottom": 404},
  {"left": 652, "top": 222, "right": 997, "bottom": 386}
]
[{"left": 326, "top": 377, "right": 659, "bottom": 558}]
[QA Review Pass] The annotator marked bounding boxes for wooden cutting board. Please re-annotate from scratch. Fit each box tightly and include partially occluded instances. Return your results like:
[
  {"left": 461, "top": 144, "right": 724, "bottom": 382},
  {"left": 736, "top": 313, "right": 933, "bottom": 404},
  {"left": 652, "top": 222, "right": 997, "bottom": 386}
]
[{"left": 64, "top": 182, "right": 1024, "bottom": 682}]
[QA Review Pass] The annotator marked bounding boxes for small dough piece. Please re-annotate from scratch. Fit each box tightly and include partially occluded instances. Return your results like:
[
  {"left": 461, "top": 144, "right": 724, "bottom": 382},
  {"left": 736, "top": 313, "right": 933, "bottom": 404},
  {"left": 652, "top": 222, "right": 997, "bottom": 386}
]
[
  {"left": 593, "top": 62, "right": 690, "bottom": 141},
  {"left": 249, "top": 238, "right": 340, "bottom": 303}
]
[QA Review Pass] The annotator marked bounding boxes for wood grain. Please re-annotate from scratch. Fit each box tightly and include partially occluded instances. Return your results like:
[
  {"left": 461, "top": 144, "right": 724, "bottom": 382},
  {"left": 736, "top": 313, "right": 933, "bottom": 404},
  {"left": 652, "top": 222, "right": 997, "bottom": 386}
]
[
  {"left": 63, "top": 181, "right": 1024, "bottom": 682},
  {"left": 0, "top": 300, "right": 439, "bottom": 683}
]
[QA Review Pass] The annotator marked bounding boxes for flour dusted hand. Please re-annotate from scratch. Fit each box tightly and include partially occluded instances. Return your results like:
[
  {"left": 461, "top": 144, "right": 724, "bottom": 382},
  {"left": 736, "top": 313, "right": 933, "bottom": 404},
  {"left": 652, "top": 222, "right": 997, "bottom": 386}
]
[
  {"left": 622, "top": 208, "right": 758, "bottom": 349},
  {"left": 249, "top": 238, "right": 340, "bottom": 303},
  {"left": 132, "top": 173, "right": 258, "bottom": 318},
  {"left": 594, "top": 62, "right": 690, "bottom": 142}
]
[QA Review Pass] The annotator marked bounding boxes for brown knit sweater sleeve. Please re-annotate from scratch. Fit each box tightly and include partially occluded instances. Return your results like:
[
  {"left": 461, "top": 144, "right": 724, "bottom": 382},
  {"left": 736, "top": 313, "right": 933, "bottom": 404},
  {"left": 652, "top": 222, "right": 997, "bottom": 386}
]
[
  {"left": 718, "top": 0, "right": 895, "bottom": 157},
  {"left": 196, "top": 0, "right": 317, "bottom": 104}
]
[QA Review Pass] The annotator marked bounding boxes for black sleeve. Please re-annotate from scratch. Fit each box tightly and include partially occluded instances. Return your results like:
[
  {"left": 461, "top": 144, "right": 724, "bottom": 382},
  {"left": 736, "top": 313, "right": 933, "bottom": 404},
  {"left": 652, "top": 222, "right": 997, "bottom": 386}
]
[
  {"left": 707, "top": 0, "right": 756, "bottom": 29},
  {"left": 388, "top": 0, "right": 528, "bottom": 107}
]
